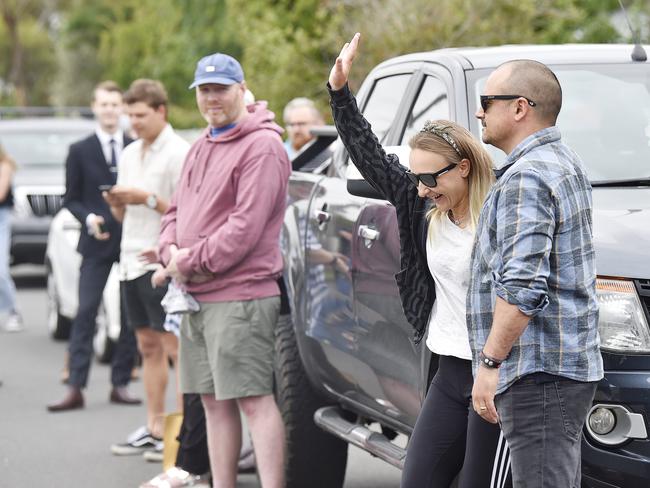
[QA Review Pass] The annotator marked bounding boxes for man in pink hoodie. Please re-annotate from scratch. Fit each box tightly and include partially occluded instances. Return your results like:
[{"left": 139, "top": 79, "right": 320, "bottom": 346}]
[{"left": 158, "top": 53, "right": 290, "bottom": 488}]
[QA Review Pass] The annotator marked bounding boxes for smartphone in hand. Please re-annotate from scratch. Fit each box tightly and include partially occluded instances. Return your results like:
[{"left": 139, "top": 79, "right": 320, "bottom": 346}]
[{"left": 98, "top": 184, "right": 113, "bottom": 192}]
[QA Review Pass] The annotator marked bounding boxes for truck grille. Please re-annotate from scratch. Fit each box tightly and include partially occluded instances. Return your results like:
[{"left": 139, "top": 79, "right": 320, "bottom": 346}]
[
  {"left": 636, "top": 279, "right": 650, "bottom": 322},
  {"left": 27, "top": 194, "right": 63, "bottom": 217}
]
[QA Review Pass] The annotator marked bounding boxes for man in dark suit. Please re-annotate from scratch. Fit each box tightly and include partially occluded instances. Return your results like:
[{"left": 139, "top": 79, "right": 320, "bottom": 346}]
[{"left": 48, "top": 81, "right": 140, "bottom": 412}]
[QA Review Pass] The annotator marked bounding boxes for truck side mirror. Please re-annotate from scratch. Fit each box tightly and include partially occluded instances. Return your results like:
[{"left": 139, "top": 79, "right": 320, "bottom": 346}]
[
  {"left": 345, "top": 145, "right": 411, "bottom": 200},
  {"left": 345, "top": 164, "right": 384, "bottom": 199}
]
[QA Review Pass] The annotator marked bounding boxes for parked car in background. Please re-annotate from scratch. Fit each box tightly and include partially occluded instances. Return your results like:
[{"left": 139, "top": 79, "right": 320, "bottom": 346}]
[
  {"left": 277, "top": 44, "right": 650, "bottom": 488},
  {"left": 0, "top": 116, "right": 95, "bottom": 265},
  {"left": 45, "top": 208, "right": 120, "bottom": 363}
]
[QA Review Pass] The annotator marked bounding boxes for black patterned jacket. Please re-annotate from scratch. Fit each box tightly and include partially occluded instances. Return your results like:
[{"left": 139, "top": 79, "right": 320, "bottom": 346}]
[{"left": 329, "top": 83, "right": 435, "bottom": 344}]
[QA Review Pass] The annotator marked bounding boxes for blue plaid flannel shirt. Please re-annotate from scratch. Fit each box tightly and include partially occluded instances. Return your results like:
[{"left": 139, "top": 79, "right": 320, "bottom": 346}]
[{"left": 468, "top": 127, "right": 604, "bottom": 394}]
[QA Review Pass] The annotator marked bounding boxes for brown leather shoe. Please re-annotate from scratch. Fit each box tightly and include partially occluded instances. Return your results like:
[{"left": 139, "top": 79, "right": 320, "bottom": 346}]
[
  {"left": 110, "top": 386, "right": 142, "bottom": 405},
  {"left": 47, "top": 387, "right": 84, "bottom": 412}
]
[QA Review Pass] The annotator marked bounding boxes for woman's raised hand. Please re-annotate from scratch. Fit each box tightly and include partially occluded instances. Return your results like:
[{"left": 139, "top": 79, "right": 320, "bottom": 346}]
[{"left": 328, "top": 33, "right": 361, "bottom": 91}]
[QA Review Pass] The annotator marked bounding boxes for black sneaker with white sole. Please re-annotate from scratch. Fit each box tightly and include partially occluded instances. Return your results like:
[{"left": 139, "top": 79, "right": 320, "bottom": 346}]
[
  {"left": 111, "top": 426, "right": 163, "bottom": 456},
  {"left": 142, "top": 445, "right": 164, "bottom": 463}
]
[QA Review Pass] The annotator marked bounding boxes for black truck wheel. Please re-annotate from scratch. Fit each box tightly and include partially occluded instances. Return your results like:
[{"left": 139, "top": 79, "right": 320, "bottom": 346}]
[{"left": 275, "top": 314, "right": 348, "bottom": 488}]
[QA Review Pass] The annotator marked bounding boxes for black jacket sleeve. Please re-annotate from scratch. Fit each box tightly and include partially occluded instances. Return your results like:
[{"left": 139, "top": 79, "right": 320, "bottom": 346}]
[
  {"left": 329, "top": 82, "right": 435, "bottom": 344},
  {"left": 328, "top": 83, "right": 413, "bottom": 210},
  {"left": 63, "top": 142, "right": 88, "bottom": 224}
]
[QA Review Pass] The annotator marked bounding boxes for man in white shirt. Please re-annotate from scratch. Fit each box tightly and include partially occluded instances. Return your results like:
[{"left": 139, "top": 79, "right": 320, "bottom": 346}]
[{"left": 104, "top": 79, "right": 189, "bottom": 458}]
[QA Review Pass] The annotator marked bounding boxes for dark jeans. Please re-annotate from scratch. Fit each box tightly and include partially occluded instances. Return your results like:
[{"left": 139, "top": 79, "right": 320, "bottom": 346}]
[
  {"left": 68, "top": 257, "right": 137, "bottom": 388},
  {"left": 495, "top": 375, "right": 597, "bottom": 488}
]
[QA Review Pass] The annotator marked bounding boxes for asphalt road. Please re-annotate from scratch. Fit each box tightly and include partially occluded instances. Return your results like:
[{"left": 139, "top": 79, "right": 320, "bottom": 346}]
[{"left": 0, "top": 266, "right": 402, "bottom": 487}]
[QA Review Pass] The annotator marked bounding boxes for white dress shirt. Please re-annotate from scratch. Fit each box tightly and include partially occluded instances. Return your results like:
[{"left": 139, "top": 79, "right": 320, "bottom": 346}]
[
  {"left": 117, "top": 124, "right": 189, "bottom": 280},
  {"left": 86, "top": 127, "right": 126, "bottom": 234},
  {"left": 95, "top": 127, "right": 125, "bottom": 165}
]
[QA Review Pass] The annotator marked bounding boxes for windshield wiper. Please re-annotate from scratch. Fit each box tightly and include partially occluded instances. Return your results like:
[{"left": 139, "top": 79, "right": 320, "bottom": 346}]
[{"left": 591, "top": 177, "right": 650, "bottom": 188}]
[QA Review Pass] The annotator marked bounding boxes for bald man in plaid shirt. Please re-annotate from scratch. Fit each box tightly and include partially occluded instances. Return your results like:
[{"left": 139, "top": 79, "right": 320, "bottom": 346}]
[{"left": 469, "top": 60, "right": 603, "bottom": 488}]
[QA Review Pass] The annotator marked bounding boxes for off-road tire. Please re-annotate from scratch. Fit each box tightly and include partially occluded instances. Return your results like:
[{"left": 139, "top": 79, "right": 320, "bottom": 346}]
[{"left": 275, "top": 314, "right": 348, "bottom": 488}]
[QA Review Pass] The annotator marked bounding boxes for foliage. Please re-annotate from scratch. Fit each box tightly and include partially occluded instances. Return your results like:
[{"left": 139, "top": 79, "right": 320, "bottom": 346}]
[
  {"left": 1, "top": 0, "right": 649, "bottom": 125},
  {"left": 0, "top": 0, "right": 64, "bottom": 105}
]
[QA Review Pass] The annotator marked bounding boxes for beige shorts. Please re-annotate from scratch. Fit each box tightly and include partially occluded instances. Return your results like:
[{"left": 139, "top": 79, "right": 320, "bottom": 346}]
[{"left": 179, "top": 296, "right": 280, "bottom": 400}]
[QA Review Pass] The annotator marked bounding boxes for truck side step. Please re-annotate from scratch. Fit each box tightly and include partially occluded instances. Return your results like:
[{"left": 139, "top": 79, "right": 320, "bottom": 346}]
[{"left": 314, "top": 406, "right": 406, "bottom": 469}]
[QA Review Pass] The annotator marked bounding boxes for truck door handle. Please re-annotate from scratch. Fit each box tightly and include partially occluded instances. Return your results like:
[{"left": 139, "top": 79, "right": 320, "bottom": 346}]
[
  {"left": 315, "top": 210, "right": 331, "bottom": 224},
  {"left": 358, "top": 225, "right": 380, "bottom": 241}
]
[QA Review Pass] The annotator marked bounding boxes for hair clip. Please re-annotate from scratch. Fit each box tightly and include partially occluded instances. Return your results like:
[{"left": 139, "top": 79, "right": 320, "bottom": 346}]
[{"left": 420, "top": 121, "right": 462, "bottom": 157}]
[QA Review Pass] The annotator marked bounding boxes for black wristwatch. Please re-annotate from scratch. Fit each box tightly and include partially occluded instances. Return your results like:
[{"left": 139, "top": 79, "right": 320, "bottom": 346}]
[{"left": 479, "top": 351, "right": 504, "bottom": 369}]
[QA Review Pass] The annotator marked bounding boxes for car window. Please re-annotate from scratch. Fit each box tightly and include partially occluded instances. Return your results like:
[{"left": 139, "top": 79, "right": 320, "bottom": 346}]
[
  {"left": 401, "top": 76, "right": 450, "bottom": 144},
  {"left": 362, "top": 74, "right": 412, "bottom": 143},
  {"left": 0, "top": 130, "right": 89, "bottom": 166},
  {"left": 470, "top": 64, "right": 650, "bottom": 181}
]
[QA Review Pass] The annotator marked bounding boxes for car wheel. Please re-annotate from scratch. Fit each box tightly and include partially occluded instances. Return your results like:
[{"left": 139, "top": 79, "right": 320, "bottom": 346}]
[
  {"left": 275, "top": 314, "right": 348, "bottom": 488},
  {"left": 93, "top": 303, "right": 115, "bottom": 364},
  {"left": 46, "top": 268, "right": 72, "bottom": 340}
]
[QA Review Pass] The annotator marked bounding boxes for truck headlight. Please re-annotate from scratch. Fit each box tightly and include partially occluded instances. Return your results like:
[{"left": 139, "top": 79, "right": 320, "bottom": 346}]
[{"left": 597, "top": 278, "right": 650, "bottom": 353}]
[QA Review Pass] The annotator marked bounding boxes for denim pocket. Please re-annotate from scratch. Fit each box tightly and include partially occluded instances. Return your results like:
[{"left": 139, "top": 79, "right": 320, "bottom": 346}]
[{"left": 553, "top": 381, "right": 596, "bottom": 442}]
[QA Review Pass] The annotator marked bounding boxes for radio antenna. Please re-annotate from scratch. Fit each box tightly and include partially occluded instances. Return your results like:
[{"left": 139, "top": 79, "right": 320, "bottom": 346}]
[{"left": 617, "top": 0, "right": 647, "bottom": 61}]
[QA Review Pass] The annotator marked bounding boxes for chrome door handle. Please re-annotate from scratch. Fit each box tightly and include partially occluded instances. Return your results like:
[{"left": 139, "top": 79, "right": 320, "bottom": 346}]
[{"left": 358, "top": 225, "right": 380, "bottom": 241}]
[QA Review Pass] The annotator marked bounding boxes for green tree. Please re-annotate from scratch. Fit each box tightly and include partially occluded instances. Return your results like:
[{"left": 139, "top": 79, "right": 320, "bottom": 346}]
[
  {"left": 0, "top": 0, "right": 66, "bottom": 105},
  {"left": 57, "top": 0, "right": 241, "bottom": 126},
  {"left": 225, "top": 0, "right": 626, "bottom": 123},
  {"left": 50, "top": 0, "right": 649, "bottom": 125}
]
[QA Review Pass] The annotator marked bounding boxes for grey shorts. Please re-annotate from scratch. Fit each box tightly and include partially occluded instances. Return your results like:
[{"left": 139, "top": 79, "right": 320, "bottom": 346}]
[{"left": 179, "top": 296, "right": 280, "bottom": 400}]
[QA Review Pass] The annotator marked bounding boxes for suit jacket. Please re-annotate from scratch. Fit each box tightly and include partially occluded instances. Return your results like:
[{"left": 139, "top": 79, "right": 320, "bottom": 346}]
[{"left": 63, "top": 133, "right": 133, "bottom": 262}]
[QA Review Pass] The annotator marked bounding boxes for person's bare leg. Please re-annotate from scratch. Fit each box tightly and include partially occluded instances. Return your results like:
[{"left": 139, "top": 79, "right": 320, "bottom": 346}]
[
  {"left": 160, "top": 332, "right": 182, "bottom": 412},
  {"left": 201, "top": 395, "right": 241, "bottom": 488},
  {"left": 238, "top": 395, "right": 285, "bottom": 488},
  {"left": 135, "top": 328, "right": 168, "bottom": 438}
]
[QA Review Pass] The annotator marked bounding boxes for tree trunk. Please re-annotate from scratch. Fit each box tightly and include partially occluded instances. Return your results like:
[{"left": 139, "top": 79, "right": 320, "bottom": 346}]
[{"left": 1, "top": 4, "right": 28, "bottom": 106}]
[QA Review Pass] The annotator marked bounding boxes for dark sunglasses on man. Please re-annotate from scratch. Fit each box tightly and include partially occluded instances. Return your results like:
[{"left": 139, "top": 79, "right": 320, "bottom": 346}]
[
  {"left": 480, "top": 95, "right": 536, "bottom": 112},
  {"left": 405, "top": 163, "right": 457, "bottom": 188}
]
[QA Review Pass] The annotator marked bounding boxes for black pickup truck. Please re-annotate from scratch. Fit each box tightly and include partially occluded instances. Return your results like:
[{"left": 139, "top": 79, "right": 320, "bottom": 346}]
[{"left": 276, "top": 44, "right": 650, "bottom": 488}]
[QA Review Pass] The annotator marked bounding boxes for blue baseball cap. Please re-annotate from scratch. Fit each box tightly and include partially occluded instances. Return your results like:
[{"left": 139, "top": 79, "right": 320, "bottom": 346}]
[{"left": 189, "top": 53, "right": 244, "bottom": 89}]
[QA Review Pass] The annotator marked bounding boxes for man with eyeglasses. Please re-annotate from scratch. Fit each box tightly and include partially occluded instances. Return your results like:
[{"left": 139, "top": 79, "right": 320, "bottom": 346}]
[
  {"left": 282, "top": 97, "right": 333, "bottom": 172},
  {"left": 282, "top": 97, "right": 324, "bottom": 158},
  {"left": 468, "top": 59, "right": 602, "bottom": 488}
]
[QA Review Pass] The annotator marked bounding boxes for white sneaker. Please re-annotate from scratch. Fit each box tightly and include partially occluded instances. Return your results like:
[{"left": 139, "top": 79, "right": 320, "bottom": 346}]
[
  {"left": 139, "top": 467, "right": 209, "bottom": 488},
  {"left": 3, "top": 313, "right": 23, "bottom": 332}
]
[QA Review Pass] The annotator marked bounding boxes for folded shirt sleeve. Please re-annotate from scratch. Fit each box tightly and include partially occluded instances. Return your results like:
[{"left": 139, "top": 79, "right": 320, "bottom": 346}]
[{"left": 492, "top": 168, "right": 555, "bottom": 316}]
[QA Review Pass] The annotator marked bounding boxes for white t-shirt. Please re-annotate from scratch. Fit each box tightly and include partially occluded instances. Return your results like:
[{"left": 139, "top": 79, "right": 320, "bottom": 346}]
[
  {"left": 425, "top": 214, "right": 474, "bottom": 360},
  {"left": 118, "top": 124, "right": 189, "bottom": 280}
]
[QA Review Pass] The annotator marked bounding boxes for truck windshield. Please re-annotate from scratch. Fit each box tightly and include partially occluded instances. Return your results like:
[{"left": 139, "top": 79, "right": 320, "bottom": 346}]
[{"left": 470, "top": 64, "right": 650, "bottom": 182}]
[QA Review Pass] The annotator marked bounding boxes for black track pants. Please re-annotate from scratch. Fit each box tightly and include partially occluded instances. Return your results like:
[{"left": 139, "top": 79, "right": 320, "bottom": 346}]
[
  {"left": 175, "top": 393, "right": 209, "bottom": 475},
  {"left": 401, "top": 355, "right": 512, "bottom": 488}
]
